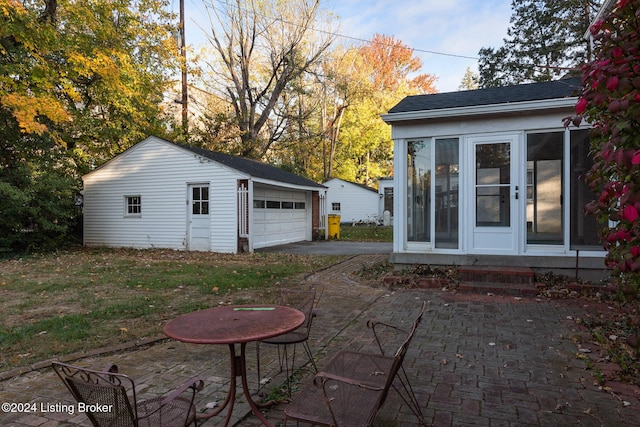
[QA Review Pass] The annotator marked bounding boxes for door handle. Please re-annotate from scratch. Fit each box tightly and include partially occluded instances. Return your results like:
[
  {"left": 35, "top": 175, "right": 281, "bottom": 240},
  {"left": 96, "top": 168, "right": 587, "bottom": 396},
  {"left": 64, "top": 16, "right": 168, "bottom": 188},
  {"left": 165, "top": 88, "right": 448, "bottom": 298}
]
[{"left": 515, "top": 185, "right": 519, "bottom": 200}]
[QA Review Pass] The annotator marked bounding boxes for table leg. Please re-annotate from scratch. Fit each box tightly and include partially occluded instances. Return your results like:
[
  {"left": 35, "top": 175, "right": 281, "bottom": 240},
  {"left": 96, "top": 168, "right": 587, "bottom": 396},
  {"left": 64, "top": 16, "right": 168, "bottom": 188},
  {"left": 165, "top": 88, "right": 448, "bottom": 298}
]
[
  {"left": 196, "top": 343, "right": 274, "bottom": 426},
  {"left": 195, "top": 344, "right": 237, "bottom": 425},
  {"left": 240, "top": 342, "right": 274, "bottom": 426}
]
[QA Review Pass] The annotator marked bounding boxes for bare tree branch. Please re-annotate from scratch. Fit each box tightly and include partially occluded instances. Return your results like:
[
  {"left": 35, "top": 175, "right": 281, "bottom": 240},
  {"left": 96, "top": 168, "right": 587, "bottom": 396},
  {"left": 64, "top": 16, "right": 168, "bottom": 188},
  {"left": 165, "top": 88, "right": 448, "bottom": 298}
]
[{"left": 202, "top": 0, "right": 334, "bottom": 158}]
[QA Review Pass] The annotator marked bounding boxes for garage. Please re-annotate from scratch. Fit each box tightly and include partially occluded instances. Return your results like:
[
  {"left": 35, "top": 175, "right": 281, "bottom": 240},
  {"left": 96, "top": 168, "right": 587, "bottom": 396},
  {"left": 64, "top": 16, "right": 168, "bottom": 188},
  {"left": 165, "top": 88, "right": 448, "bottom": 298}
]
[
  {"left": 252, "top": 186, "right": 309, "bottom": 249},
  {"left": 83, "top": 136, "right": 326, "bottom": 253}
]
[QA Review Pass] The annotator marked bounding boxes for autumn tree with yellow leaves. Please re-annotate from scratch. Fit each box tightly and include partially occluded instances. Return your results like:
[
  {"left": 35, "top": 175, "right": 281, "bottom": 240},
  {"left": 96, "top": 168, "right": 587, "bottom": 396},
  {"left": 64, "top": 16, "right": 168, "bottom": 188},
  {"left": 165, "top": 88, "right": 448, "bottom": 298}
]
[
  {"left": 1, "top": 0, "right": 179, "bottom": 251},
  {"left": 328, "top": 34, "right": 437, "bottom": 185}
]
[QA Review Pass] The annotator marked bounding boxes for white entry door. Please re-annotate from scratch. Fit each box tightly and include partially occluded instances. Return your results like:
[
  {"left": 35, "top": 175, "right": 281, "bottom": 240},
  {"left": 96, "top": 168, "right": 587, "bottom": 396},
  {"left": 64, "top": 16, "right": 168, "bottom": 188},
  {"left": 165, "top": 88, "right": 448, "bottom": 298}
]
[
  {"left": 468, "top": 135, "right": 520, "bottom": 254},
  {"left": 188, "top": 184, "right": 210, "bottom": 251}
]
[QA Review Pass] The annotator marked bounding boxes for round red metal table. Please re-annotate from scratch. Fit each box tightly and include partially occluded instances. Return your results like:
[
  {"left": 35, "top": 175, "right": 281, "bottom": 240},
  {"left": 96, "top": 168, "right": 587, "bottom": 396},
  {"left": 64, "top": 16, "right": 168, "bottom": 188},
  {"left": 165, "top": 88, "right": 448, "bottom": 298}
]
[{"left": 164, "top": 305, "right": 305, "bottom": 426}]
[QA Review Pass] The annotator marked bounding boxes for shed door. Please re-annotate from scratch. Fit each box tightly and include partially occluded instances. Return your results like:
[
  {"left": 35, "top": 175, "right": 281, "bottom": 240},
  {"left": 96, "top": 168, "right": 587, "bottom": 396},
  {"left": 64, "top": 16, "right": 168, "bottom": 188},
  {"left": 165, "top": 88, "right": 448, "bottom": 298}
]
[
  {"left": 469, "top": 135, "right": 520, "bottom": 254},
  {"left": 188, "top": 184, "right": 210, "bottom": 251}
]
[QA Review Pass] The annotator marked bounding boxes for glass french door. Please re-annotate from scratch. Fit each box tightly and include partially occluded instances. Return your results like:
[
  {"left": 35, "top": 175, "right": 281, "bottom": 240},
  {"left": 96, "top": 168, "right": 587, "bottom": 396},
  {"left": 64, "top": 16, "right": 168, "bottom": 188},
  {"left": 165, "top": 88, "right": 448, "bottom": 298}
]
[
  {"left": 526, "top": 132, "right": 564, "bottom": 245},
  {"left": 469, "top": 135, "right": 519, "bottom": 254},
  {"left": 406, "top": 139, "right": 460, "bottom": 250}
]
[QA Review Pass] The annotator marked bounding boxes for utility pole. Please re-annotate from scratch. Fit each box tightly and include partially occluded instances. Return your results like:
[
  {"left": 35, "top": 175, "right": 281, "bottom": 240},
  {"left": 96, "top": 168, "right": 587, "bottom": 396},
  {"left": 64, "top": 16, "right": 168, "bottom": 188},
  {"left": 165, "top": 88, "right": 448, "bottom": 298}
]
[{"left": 180, "top": 0, "right": 188, "bottom": 134}]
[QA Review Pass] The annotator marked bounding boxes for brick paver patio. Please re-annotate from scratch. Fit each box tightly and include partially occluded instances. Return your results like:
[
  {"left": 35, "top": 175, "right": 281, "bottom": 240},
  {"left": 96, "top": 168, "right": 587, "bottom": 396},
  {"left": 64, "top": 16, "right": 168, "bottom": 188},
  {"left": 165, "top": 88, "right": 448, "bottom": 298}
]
[{"left": 1, "top": 254, "right": 638, "bottom": 426}]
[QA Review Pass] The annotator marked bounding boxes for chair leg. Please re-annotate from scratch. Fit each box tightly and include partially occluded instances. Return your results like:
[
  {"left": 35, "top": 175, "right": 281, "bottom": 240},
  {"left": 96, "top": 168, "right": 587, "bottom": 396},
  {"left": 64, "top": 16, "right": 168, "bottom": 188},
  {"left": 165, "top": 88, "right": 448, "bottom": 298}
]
[
  {"left": 301, "top": 341, "right": 317, "bottom": 373},
  {"left": 256, "top": 342, "right": 286, "bottom": 390},
  {"left": 393, "top": 365, "right": 427, "bottom": 425},
  {"left": 281, "top": 344, "right": 293, "bottom": 397},
  {"left": 257, "top": 341, "right": 317, "bottom": 398},
  {"left": 283, "top": 342, "right": 319, "bottom": 396}
]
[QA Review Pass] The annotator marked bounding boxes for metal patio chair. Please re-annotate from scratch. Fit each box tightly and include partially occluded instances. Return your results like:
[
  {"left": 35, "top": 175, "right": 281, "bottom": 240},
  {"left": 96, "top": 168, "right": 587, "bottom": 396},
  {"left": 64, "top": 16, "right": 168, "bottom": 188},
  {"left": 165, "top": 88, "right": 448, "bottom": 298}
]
[
  {"left": 256, "top": 287, "right": 321, "bottom": 395},
  {"left": 52, "top": 361, "right": 203, "bottom": 427},
  {"left": 284, "top": 301, "right": 427, "bottom": 426}
]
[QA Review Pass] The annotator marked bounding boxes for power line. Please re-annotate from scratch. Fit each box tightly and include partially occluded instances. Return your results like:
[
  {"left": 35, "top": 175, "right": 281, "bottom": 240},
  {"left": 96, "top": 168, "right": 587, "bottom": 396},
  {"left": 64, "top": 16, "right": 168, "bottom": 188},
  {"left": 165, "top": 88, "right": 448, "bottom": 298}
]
[
  {"left": 206, "top": 0, "right": 479, "bottom": 61},
  {"left": 313, "top": 28, "right": 479, "bottom": 61}
]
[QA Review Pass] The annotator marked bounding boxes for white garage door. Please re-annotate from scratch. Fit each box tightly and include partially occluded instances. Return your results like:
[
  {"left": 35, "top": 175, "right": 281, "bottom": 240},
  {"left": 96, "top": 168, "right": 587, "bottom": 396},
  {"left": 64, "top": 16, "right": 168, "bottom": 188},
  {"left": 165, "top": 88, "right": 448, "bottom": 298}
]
[{"left": 253, "top": 187, "right": 308, "bottom": 249}]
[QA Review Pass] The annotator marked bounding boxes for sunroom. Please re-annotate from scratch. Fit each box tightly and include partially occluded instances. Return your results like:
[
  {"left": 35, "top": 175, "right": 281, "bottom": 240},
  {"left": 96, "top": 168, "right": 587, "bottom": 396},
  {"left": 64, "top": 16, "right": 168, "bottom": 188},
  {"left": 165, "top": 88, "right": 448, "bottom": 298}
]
[{"left": 382, "top": 78, "right": 606, "bottom": 280}]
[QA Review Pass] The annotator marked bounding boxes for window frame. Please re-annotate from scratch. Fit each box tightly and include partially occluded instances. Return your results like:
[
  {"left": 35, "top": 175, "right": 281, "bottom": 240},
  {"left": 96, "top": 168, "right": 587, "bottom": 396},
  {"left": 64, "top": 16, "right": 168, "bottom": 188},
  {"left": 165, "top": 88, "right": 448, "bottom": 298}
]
[{"left": 125, "top": 195, "right": 142, "bottom": 217}]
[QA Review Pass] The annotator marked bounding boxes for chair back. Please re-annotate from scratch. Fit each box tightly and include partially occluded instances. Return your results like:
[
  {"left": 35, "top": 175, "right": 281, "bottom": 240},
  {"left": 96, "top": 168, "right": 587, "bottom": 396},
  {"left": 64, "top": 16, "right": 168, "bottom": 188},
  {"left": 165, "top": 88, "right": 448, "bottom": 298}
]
[
  {"left": 52, "top": 362, "right": 138, "bottom": 427},
  {"left": 279, "top": 288, "right": 317, "bottom": 331},
  {"left": 380, "top": 301, "right": 426, "bottom": 404}
]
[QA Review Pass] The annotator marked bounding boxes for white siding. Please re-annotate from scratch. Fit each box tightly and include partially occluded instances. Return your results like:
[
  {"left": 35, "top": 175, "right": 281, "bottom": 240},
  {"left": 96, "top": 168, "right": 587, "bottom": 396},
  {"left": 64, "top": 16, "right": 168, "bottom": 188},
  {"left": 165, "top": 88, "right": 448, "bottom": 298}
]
[
  {"left": 324, "top": 178, "right": 379, "bottom": 223},
  {"left": 83, "top": 137, "right": 242, "bottom": 253},
  {"left": 390, "top": 112, "right": 566, "bottom": 140}
]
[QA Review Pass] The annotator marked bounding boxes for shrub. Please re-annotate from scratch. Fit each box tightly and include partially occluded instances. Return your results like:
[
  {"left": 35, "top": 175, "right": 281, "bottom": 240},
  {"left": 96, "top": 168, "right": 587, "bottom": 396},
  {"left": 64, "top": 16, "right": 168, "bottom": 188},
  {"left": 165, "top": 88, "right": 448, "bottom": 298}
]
[{"left": 565, "top": 0, "right": 640, "bottom": 297}]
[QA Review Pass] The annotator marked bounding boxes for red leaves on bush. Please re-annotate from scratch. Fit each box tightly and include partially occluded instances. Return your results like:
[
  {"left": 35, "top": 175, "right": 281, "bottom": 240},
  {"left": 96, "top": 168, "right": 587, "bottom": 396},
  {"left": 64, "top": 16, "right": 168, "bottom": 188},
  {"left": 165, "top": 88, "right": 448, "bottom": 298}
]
[
  {"left": 618, "top": 0, "right": 631, "bottom": 8},
  {"left": 607, "top": 76, "right": 620, "bottom": 91},
  {"left": 576, "top": 97, "right": 588, "bottom": 114},
  {"left": 622, "top": 205, "right": 639, "bottom": 222},
  {"left": 570, "top": 0, "right": 640, "bottom": 290}
]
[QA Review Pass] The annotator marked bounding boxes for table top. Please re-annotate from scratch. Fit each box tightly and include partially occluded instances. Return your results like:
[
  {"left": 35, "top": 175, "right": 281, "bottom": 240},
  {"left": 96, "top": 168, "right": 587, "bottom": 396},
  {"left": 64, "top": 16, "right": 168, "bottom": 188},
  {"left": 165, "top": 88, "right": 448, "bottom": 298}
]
[{"left": 163, "top": 305, "right": 305, "bottom": 345}]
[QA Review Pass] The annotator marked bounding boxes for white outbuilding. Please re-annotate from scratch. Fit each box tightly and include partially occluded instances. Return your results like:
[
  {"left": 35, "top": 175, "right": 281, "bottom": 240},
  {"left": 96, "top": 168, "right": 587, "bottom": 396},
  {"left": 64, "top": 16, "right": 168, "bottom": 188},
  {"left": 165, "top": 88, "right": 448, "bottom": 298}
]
[
  {"left": 82, "top": 136, "right": 326, "bottom": 253},
  {"left": 323, "top": 178, "right": 381, "bottom": 224}
]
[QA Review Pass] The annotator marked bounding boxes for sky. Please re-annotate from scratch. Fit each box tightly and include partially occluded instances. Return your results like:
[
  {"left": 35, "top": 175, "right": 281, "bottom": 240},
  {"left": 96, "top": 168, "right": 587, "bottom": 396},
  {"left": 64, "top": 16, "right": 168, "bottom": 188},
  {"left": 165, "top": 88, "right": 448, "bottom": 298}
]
[{"left": 180, "top": 0, "right": 515, "bottom": 93}]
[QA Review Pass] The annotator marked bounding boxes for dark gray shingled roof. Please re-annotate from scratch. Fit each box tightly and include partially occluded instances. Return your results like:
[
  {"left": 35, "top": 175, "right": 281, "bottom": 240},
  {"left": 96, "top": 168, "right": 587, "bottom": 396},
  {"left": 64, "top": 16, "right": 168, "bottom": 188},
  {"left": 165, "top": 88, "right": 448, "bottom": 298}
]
[
  {"left": 172, "top": 141, "right": 325, "bottom": 189},
  {"left": 388, "top": 77, "right": 582, "bottom": 114}
]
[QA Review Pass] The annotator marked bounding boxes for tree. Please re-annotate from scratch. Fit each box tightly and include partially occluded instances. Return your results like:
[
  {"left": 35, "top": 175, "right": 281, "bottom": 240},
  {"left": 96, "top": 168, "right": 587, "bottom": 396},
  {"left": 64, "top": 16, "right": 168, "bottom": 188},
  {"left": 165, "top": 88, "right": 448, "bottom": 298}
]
[
  {"left": 2, "top": 0, "right": 177, "bottom": 158},
  {"left": 358, "top": 34, "right": 437, "bottom": 94},
  {"left": 235, "top": 45, "right": 366, "bottom": 183},
  {"left": 188, "top": 85, "right": 244, "bottom": 153},
  {"left": 0, "top": 136, "right": 79, "bottom": 252},
  {"left": 201, "top": 0, "right": 334, "bottom": 159},
  {"left": 459, "top": 66, "right": 479, "bottom": 91},
  {"left": 56, "top": 0, "right": 178, "bottom": 163},
  {"left": 1, "top": 0, "right": 69, "bottom": 137},
  {"left": 478, "top": 0, "right": 600, "bottom": 87},
  {"left": 331, "top": 34, "right": 437, "bottom": 185},
  {"left": 1, "top": 0, "right": 178, "bottom": 252},
  {"left": 564, "top": 0, "right": 640, "bottom": 299},
  {"left": 314, "top": 46, "right": 370, "bottom": 182}
]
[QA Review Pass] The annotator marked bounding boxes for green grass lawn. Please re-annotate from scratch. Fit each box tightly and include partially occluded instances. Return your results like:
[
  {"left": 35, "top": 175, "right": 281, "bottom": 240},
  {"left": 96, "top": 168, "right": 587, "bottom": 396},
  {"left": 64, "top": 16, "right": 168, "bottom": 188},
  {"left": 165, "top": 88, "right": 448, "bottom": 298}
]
[
  {"left": 0, "top": 248, "right": 345, "bottom": 370},
  {"left": 338, "top": 225, "right": 393, "bottom": 242}
]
